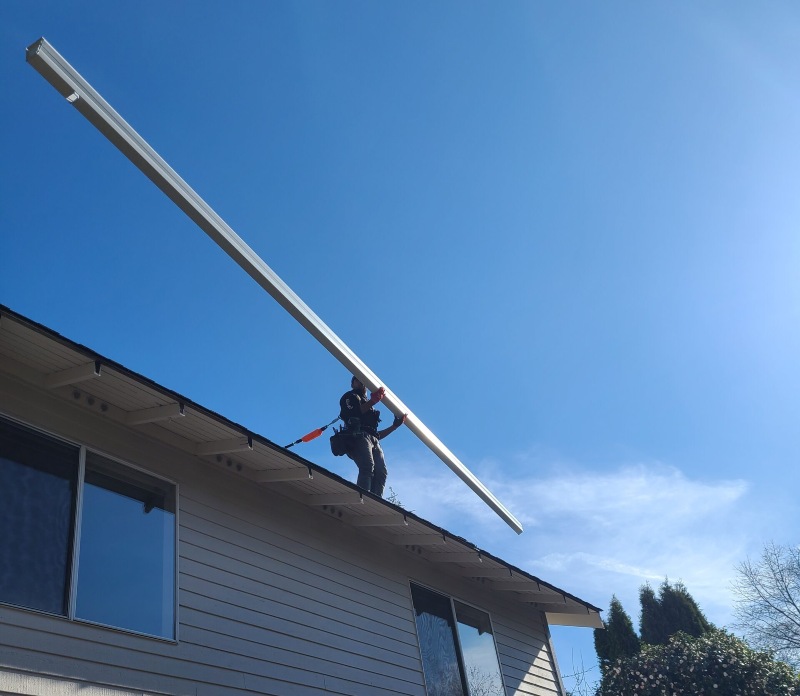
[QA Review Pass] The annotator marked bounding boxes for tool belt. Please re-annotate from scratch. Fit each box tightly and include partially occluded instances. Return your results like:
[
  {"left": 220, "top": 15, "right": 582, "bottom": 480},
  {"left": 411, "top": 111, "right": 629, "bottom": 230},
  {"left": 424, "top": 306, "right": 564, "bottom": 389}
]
[{"left": 330, "top": 426, "right": 354, "bottom": 457}]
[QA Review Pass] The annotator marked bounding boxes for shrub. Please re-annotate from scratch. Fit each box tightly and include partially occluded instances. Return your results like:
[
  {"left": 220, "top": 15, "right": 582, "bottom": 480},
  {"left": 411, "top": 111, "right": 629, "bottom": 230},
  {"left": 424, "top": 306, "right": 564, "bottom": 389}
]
[{"left": 597, "top": 629, "right": 799, "bottom": 696}]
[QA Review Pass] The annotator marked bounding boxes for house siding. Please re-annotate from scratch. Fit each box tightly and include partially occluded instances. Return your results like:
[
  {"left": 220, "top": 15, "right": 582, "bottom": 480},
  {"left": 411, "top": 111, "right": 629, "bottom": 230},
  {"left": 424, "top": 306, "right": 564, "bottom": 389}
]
[
  {"left": 0, "top": 369, "right": 563, "bottom": 696},
  {"left": 493, "top": 620, "right": 562, "bottom": 696}
]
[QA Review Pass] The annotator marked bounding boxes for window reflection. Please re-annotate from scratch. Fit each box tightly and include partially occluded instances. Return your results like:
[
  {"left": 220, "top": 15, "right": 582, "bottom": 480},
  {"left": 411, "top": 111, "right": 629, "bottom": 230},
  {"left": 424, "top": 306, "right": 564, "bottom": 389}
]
[
  {"left": 75, "top": 451, "right": 175, "bottom": 638},
  {"left": 410, "top": 583, "right": 467, "bottom": 696},
  {"left": 410, "top": 583, "right": 507, "bottom": 696},
  {"left": 0, "top": 418, "right": 78, "bottom": 615},
  {"left": 455, "top": 601, "right": 506, "bottom": 696}
]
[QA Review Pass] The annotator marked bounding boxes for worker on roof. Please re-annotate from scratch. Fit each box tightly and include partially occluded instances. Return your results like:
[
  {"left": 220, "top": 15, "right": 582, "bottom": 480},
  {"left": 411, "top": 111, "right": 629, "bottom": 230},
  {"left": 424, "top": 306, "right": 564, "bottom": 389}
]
[{"left": 339, "top": 376, "right": 406, "bottom": 497}]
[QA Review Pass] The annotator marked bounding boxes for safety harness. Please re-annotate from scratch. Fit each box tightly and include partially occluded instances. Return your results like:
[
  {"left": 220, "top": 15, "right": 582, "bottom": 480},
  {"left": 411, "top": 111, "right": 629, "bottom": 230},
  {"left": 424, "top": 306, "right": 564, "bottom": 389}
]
[{"left": 284, "top": 416, "right": 340, "bottom": 449}]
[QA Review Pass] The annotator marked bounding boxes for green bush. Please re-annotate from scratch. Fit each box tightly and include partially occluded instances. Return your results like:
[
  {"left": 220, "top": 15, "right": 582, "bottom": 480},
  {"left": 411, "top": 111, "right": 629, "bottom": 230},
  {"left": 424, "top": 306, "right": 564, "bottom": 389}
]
[{"left": 597, "top": 629, "right": 799, "bottom": 696}]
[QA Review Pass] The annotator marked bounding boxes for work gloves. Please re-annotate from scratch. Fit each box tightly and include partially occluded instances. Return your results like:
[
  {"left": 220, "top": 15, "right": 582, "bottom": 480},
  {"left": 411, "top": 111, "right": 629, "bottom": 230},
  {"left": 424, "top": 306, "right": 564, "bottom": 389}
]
[{"left": 367, "top": 386, "right": 386, "bottom": 406}]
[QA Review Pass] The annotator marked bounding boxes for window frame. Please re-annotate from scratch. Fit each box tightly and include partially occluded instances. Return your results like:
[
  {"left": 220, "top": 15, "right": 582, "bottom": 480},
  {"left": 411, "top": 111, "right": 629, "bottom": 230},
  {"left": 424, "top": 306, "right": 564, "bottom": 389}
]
[
  {"left": 409, "top": 580, "right": 507, "bottom": 696},
  {"left": 0, "top": 411, "right": 179, "bottom": 643}
]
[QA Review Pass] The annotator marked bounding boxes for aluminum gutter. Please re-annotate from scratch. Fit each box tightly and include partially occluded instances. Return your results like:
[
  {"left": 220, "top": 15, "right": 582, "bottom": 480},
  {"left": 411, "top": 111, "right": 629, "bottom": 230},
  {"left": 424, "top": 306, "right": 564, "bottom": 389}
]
[{"left": 25, "top": 37, "right": 523, "bottom": 534}]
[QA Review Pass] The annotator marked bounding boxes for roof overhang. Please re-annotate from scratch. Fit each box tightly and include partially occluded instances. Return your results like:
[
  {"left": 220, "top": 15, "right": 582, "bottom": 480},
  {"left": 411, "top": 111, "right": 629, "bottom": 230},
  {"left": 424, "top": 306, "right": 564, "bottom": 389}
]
[{"left": 0, "top": 304, "right": 602, "bottom": 628}]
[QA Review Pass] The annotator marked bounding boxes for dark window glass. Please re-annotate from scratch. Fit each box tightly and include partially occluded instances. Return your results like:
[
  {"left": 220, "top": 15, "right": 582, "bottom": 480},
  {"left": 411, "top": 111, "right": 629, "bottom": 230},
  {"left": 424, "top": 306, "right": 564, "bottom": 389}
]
[
  {"left": 410, "top": 583, "right": 468, "bottom": 696},
  {"left": 0, "top": 417, "right": 78, "bottom": 615},
  {"left": 454, "top": 601, "right": 506, "bottom": 696},
  {"left": 75, "top": 451, "right": 175, "bottom": 638}
]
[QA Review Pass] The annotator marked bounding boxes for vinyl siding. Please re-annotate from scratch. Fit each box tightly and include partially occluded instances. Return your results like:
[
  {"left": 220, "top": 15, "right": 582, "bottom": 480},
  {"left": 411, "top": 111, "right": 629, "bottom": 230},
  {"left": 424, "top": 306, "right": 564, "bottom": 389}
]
[
  {"left": 0, "top": 371, "right": 564, "bottom": 696},
  {"left": 494, "top": 617, "right": 563, "bottom": 695}
]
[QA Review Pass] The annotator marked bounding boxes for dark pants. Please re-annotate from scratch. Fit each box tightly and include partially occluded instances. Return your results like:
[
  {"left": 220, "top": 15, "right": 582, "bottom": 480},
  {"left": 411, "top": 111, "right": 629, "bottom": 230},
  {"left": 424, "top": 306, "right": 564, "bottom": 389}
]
[{"left": 347, "top": 433, "right": 387, "bottom": 496}]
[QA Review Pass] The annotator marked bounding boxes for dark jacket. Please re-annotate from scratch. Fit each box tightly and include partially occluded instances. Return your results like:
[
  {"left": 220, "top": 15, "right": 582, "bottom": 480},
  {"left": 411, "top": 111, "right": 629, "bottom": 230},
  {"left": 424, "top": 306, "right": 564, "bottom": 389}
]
[{"left": 339, "top": 389, "right": 381, "bottom": 433}]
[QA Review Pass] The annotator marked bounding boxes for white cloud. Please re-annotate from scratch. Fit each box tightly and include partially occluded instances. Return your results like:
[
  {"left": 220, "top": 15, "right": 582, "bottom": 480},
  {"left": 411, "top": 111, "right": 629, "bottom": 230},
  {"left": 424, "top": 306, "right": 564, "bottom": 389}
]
[{"left": 389, "top": 450, "right": 763, "bottom": 629}]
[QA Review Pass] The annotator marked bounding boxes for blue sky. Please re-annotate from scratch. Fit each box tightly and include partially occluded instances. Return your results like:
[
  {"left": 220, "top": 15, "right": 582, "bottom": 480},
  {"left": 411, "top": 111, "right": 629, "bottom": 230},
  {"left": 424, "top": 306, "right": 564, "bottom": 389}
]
[{"left": 2, "top": 1, "right": 800, "bottom": 690}]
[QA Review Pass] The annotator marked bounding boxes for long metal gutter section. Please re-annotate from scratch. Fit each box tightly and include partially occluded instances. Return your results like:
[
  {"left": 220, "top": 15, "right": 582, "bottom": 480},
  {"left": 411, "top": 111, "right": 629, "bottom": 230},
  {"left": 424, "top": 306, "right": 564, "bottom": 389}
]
[{"left": 26, "top": 37, "right": 523, "bottom": 534}]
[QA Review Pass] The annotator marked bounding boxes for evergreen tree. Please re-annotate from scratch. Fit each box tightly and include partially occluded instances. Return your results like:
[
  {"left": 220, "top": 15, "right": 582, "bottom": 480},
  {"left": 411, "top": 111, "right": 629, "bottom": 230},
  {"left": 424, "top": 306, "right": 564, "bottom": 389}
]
[
  {"left": 638, "top": 584, "right": 664, "bottom": 646},
  {"left": 639, "top": 579, "right": 710, "bottom": 646},
  {"left": 594, "top": 596, "right": 640, "bottom": 668},
  {"left": 659, "top": 579, "right": 710, "bottom": 638}
]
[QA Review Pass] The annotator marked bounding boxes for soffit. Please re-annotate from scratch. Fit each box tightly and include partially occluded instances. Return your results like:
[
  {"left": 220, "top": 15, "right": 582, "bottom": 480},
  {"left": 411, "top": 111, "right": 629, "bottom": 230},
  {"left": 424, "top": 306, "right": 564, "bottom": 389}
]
[{"left": 0, "top": 305, "right": 602, "bottom": 628}]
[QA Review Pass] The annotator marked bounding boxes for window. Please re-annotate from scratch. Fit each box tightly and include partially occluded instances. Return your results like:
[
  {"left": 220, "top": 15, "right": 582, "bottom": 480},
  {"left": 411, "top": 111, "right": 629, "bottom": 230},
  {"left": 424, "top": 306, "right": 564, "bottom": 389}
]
[
  {"left": 454, "top": 600, "right": 506, "bottom": 696},
  {"left": 0, "top": 418, "right": 79, "bottom": 615},
  {"left": 0, "top": 415, "right": 176, "bottom": 639},
  {"left": 76, "top": 451, "right": 176, "bottom": 637},
  {"left": 410, "top": 582, "right": 506, "bottom": 696}
]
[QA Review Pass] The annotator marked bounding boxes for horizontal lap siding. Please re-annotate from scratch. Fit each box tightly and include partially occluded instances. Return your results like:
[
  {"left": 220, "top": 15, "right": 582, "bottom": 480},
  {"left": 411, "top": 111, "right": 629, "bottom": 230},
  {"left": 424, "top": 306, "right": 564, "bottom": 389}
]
[
  {"left": 492, "top": 614, "right": 562, "bottom": 696},
  {"left": 173, "top": 480, "right": 427, "bottom": 695},
  {"left": 180, "top": 589, "right": 418, "bottom": 665},
  {"left": 0, "top": 669, "right": 149, "bottom": 696},
  {"left": 180, "top": 488, "right": 423, "bottom": 695},
  {"left": 179, "top": 498, "right": 414, "bottom": 623},
  {"left": 4, "top": 594, "right": 371, "bottom": 695},
  {"left": 175, "top": 500, "right": 424, "bottom": 691}
]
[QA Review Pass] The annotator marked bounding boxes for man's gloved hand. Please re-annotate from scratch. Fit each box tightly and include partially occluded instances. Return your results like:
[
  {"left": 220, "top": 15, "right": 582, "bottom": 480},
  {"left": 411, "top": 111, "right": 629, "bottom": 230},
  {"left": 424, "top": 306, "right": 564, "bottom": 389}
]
[
  {"left": 367, "top": 386, "right": 386, "bottom": 406},
  {"left": 393, "top": 413, "right": 407, "bottom": 427}
]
